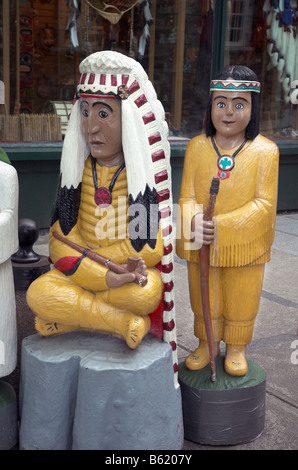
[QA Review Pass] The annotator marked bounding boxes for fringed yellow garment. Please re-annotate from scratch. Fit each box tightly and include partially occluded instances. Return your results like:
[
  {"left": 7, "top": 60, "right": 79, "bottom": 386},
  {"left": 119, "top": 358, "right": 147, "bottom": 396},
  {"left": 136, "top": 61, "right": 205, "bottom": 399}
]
[{"left": 176, "top": 134, "right": 279, "bottom": 267}]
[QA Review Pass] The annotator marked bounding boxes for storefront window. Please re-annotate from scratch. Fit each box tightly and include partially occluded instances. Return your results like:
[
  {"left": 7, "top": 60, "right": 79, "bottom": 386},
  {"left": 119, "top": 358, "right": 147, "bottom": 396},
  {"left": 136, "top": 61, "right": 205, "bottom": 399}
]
[
  {"left": 152, "top": 0, "right": 213, "bottom": 138},
  {"left": 0, "top": 0, "right": 213, "bottom": 141},
  {"left": 224, "top": 0, "right": 298, "bottom": 140},
  {"left": 1, "top": 1, "right": 297, "bottom": 143}
]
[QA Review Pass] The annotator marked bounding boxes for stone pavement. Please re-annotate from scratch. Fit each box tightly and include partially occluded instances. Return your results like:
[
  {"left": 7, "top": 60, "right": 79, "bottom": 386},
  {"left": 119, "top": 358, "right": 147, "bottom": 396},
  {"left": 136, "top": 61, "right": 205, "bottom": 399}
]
[{"left": 7, "top": 213, "right": 298, "bottom": 450}]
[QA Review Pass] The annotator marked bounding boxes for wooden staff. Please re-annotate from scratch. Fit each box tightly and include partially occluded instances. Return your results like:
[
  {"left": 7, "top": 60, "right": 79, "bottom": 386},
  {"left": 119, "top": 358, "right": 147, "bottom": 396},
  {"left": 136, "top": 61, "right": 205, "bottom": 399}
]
[
  {"left": 200, "top": 176, "right": 220, "bottom": 382},
  {"left": 52, "top": 231, "right": 148, "bottom": 287}
]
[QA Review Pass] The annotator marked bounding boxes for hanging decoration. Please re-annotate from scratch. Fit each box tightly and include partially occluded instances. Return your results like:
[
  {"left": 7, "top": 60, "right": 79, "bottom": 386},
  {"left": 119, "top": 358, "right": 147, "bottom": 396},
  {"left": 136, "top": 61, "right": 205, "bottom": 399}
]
[
  {"left": 265, "top": 0, "right": 297, "bottom": 103},
  {"left": 66, "top": 0, "right": 81, "bottom": 50},
  {"left": 66, "top": 1, "right": 153, "bottom": 60},
  {"left": 85, "top": 0, "right": 139, "bottom": 25},
  {"left": 137, "top": 0, "right": 153, "bottom": 59}
]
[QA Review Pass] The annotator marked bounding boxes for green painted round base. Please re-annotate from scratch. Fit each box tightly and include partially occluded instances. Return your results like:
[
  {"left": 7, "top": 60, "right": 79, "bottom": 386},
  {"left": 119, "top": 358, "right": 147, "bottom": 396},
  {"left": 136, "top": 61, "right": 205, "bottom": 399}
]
[
  {"left": 179, "top": 354, "right": 266, "bottom": 390},
  {"left": 178, "top": 355, "right": 266, "bottom": 446}
]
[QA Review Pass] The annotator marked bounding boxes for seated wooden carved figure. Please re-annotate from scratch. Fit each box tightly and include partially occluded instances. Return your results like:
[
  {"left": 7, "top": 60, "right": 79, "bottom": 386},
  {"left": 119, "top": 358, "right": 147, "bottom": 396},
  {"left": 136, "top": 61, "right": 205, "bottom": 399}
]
[{"left": 27, "top": 51, "right": 176, "bottom": 354}]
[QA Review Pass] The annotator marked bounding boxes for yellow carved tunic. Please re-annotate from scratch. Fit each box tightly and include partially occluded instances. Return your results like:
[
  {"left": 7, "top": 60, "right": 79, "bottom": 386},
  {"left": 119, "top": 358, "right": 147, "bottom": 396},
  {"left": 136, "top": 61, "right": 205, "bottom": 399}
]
[
  {"left": 27, "top": 156, "right": 164, "bottom": 347},
  {"left": 176, "top": 134, "right": 279, "bottom": 346},
  {"left": 176, "top": 134, "right": 279, "bottom": 267},
  {"left": 49, "top": 156, "right": 164, "bottom": 292}
]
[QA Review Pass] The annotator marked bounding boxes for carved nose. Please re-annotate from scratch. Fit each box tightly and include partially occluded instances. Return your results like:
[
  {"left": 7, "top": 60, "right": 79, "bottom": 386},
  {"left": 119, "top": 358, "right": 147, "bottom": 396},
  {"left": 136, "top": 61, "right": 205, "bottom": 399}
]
[
  {"left": 226, "top": 102, "right": 233, "bottom": 115},
  {"left": 88, "top": 111, "right": 101, "bottom": 134}
]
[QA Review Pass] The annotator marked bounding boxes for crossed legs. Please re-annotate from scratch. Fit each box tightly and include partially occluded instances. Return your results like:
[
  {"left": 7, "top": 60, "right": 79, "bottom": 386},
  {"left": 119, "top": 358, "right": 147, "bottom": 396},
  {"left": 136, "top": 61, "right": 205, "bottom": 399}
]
[{"left": 27, "top": 267, "right": 163, "bottom": 349}]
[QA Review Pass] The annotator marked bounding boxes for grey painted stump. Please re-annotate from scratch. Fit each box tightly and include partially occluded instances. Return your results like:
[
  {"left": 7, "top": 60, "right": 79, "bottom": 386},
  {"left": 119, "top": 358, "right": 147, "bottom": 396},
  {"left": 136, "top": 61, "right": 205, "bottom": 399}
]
[
  {"left": 179, "top": 355, "right": 266, "bottom": 446},
  {"left": 19, "top": 331, "right": 183, "bottom": 450}
]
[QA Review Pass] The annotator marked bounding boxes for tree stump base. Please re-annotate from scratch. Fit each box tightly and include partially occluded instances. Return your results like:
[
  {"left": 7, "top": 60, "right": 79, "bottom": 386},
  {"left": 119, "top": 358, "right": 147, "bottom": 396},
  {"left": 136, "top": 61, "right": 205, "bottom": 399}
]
[
  {"left": 178, "top": 354, "right": 266, "bottom": 446},
  {"left": 19, "top": 331, "right": 183, "bottom": 450}
]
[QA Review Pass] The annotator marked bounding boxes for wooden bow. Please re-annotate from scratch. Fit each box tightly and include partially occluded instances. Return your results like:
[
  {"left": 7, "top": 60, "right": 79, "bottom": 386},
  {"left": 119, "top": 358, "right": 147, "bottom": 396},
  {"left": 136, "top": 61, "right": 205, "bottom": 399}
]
[{"left": 200, "top": 176, "right": 220, "bottom": 382}]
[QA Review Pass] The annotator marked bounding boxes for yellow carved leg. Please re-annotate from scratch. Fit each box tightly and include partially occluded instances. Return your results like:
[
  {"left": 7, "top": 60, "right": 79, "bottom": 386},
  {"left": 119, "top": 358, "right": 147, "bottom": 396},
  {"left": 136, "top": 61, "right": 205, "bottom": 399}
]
[{"left": 27, "top": 269, "right": 152, "bottom": 349}]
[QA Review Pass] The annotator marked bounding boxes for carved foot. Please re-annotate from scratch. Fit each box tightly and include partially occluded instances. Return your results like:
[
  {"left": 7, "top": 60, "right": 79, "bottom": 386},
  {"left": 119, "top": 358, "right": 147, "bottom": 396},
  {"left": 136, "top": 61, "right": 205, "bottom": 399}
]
[
  {"left": 224, "top": 345, "right": 247, "bottom": 376},
  {"left": 185, "top": 340, "right": 219, "bottom": 370},
  {"left": 125, "top": 315, "right": 151, "bottom": 349},
  {"left": 35, "top": 317, "right": 78, "bottom": 336}
]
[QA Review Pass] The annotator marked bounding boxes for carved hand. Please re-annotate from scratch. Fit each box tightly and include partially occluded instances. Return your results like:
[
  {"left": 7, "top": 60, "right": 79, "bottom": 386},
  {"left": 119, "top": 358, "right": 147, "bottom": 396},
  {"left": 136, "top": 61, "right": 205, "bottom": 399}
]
[{"left": 106, "top": 257, "right": 148, "bottom": 288}]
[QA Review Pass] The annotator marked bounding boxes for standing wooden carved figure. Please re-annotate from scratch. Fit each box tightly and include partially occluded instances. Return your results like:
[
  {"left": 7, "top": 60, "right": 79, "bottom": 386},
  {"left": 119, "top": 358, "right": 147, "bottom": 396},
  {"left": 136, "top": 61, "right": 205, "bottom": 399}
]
[{"left": 177, "top": 65, "right": 279, "bottom": 377}]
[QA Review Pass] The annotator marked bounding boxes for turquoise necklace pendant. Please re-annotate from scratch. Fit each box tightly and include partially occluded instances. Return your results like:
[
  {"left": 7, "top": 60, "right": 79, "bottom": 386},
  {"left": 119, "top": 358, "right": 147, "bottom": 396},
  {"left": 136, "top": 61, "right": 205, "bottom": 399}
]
[
  {"left": 217, "top": 154, "right": 235, "bottom": 179},
  {"left": 211, "top": 136, "right": 247, "bottom": 181}
]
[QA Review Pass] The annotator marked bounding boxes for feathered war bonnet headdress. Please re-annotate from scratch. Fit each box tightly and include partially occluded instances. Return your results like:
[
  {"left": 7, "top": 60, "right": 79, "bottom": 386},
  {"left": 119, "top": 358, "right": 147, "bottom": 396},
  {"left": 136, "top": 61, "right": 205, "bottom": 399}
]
[{"left": 52, "top": 51, "right": 178, "bottom": 383}]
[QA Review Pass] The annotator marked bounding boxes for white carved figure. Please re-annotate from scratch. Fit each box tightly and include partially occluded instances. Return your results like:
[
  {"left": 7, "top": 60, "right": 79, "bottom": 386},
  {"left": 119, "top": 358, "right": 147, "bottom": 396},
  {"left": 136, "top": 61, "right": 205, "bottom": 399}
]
[{"left": 0, "top": 160, "right": 18, "bottom": 377}]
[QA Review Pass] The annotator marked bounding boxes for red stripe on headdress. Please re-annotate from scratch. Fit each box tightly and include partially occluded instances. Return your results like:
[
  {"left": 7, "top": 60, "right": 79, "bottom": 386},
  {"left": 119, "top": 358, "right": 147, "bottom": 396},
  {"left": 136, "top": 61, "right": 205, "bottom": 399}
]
[
  {"left": 78, "top": 93, "right": 117, "bottom": 99},
  {"left": 81, "top": 73, "right": 87, "bottom": 84},
  {"left": 129, "top": 80, "right": 140, "bottom": 95},
  {"left": 159, "top": 206, "right": 171, "bottom": 219},
  {"left": 163, "top": 280, "right": 174, "bottom": 292},
  {"left": 163, "top": 243, "right": 173, "bottom": 255},
  {"left": 88, "top": 73, "right": 95, "bottom": 84},
  {"left": 162, "top": 262, "right": 173, "bottom": 274},
  {"left": 134, "top": 94, "right": 147, "bottom": 108},
  {"left": 111, "top": 75, "right": 117, "bottom": 86},
  {"left": 154, "top": 170, "right": 168, "bottom": 184},
  {"left": 162, "top": 225, "right": 172, "bottom": 237},
  {"left": 142, "top": 111, "right": 156, "bottom": 125},
  {"left": 148, "top": 132, "right": 161, "bottom": 146},
  {"left": 122, "top": 74, "right": 129, "bottom": 85},
  {"left": 157, "top": 188, "right": 170, "bottom": 203},
  {"left": 100, "top": 74, "right": 106, "bottom": 85},
  {"left": 164, "top": 300, "right": 174, "bottom": 311},
  {"left": 151, "top": 150, "right": 165, "bottom": 162},
  {"left": 163, "top": 319, "right": 175, "bottom": 330}
]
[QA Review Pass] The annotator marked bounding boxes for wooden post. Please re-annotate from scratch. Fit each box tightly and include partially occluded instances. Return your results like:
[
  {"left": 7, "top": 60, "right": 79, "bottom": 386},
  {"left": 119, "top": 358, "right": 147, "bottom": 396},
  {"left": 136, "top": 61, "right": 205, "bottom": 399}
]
[{"left": 173, "top": 0, "right": 186, "bottom": 130}]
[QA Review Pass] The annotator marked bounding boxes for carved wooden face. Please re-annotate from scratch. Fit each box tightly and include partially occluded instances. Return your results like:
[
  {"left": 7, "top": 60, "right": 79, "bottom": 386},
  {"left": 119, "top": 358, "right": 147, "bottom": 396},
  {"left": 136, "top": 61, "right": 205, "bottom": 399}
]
[
  {"left": 80, "top": 96, "right": 124, "bottom": 166},
  {"left": 211, "top": 89, "right": 252, "bottom": 145}
]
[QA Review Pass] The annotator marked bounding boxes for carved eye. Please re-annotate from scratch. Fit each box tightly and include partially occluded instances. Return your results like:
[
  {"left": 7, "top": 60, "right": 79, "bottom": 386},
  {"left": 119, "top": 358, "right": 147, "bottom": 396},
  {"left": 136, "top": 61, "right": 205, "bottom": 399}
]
[
  {"left": 235, "top": 102, "right": 244, "bottom": 110},
  {"left": 217, "top": 101, "right": 226, "bottom": 108},
  {"left": 98, "top": 110, "right": 109, "bottom": 119}
]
